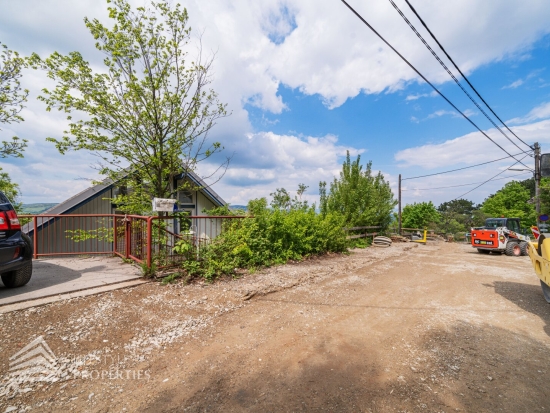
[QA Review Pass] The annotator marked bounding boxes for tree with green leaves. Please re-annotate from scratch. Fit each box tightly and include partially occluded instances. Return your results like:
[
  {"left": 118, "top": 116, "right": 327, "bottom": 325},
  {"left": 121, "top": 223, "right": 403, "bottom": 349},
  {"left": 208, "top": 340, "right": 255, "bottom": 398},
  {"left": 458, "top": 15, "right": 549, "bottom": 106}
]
[
  {"left": 270, "top": 188, "right": 291, "bottom": 210},
  {"left": 471, "top": 209, "right": 491, "bottom": 227},
  {"left": 1, "top": 43, "right": 28, "bottom": 158},
  {"left": 32, "top": 0, "right": 228, "bottom": 213},
  {"left": 0, "top": 168, "right": 21, "bottom": 211},
  {"left": 540, "top": 178, "right": 550, "bottom": 216},
  {"left": 270, "top": 184, "right": 309, "bottom": 211},
  {"left": 319, "top": 152, "right": 396, "bottom": 229},
  {"left": 437, "top": 198, "right": 478, "bottom": 234},
  {"left": 437, "top": 199, "right": 477, "bottom": 216},
  {"left": 481, "top": 181, "right": 536, "bottom": 225},
  {"left": 518, "top": 177, "right": 535, "bottom": 198},
  {"left": 402, "top": 201, "right": 440, "bottom": 229}
]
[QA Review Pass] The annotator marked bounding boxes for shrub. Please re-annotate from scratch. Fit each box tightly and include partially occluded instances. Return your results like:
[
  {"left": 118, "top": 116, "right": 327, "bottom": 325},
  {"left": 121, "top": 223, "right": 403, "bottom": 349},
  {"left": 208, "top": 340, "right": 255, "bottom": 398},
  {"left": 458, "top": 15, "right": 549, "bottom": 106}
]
[
  {"left": 402, "top": 201, "right": 440, "bottom": 229},
  {"left": 175, "top": 197, "right": 347, "bottom": 281}
]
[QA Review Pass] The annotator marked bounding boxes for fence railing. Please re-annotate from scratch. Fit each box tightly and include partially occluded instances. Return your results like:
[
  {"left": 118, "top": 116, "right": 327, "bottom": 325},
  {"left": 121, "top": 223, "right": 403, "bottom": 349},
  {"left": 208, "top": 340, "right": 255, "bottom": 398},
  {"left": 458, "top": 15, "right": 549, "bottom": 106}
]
[
  {"left": 20, "top": 214, "right": 247, "bottom": 269},
  {"left": 343, "top": 226, "right": 381, "bottom": 241}
]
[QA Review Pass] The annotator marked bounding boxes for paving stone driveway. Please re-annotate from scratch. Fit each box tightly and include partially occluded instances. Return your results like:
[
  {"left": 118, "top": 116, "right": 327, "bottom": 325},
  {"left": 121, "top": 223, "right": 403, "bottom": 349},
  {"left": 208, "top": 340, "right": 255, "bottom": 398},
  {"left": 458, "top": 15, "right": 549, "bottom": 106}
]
[{"left": 0, "top": 256, "right": 143, "bottom": 306}]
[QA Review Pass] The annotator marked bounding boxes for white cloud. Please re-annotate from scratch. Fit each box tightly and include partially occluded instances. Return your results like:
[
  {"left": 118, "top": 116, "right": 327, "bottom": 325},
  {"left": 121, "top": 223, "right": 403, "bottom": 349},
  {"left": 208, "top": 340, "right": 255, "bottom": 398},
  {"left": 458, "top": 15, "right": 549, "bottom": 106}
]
[
  {"left": 502, "top": 68, "right": 545, "bottom": 89},
  {"left": 503, "top": 79, "right": 524, "bottom": 89},
  {"left": 261, "top": 4, "right": 297, "bottom": 45},
  {"left": 427, "top": 110, "right": 457, "bottom": 119},
  {"left": 394, "top": 120, "right": 550, "bottom": 169},
  {"left": 508, "top": 101, "right": 550, "bottom": 125},
  {"left": 397, "top": 115, "right": 550, "bottom": 206},
  {"left": 4, "top": 0, "right": 545, "bottom": 115},
  {"left": 0, "top": 69, "right": 106, "bottom": 203},
  {"left": 405, "top": 91, "right": 438, "bottom": 101},
  {"left": 422, "top": 108, "right": 476, "bottom": 121},
  {"left": 200, "top": 131, "right": 365, "bottom": 205},
  {"left": 1, "top": 0, "right": 550, "bottom": 205},
  {"left": 393, "top": 119, "right": 550, "bottom": 205},
  {"left": 265, "top": 0, "right": 550, "bottom": 109},
  {"left": 399, "top": 165, "right": 534, "bottom": 206},
  {"left": 463, "top": 109, "right": 478, "bottom": 118}
]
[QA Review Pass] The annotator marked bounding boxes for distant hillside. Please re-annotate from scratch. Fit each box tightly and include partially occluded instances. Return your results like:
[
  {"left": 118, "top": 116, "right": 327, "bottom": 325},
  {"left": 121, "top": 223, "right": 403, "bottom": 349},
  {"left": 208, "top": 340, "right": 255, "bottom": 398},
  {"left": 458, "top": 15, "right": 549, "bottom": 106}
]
[
  {"left": 21, "top": 203, "right": 58, "bottom": 214},
  {"left": 229, "top": 205, "right": 248, "bottom": 212}
]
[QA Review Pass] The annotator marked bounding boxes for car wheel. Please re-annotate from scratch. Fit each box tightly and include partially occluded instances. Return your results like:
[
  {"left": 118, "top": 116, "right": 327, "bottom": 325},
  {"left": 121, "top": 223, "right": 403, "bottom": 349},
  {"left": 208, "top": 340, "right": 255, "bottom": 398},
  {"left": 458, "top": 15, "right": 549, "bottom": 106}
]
[
  {"left": 1, "top": 261, "right": 32, "bottom": 288},
  {"left": 505, "top": 242, "right": 522, "bottom": 257}
]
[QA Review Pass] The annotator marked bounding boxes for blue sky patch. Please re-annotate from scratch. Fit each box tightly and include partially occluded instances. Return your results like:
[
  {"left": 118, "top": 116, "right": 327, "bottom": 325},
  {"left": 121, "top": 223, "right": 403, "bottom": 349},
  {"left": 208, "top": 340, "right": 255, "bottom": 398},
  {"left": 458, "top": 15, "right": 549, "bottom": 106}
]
[{"left": 263, "top": 5, "right": 297, "bottom": 45}]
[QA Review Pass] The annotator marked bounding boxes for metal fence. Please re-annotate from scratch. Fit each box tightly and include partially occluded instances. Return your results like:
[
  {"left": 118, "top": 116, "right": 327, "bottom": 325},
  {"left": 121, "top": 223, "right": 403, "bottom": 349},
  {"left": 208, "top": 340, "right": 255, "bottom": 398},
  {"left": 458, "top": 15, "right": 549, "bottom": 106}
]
[{"left": 20, "top": 214, "right": 247, "bottom": 269}]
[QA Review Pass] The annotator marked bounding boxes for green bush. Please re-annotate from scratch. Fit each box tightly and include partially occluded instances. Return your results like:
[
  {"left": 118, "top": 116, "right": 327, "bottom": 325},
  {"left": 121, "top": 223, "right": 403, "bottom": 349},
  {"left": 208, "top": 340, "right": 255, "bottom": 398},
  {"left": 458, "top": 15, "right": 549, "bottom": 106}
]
[
  {"left": 402, "top": 201, "right": 440, "bottom": 229},
  {"left": 175, "top": 198, "right": 347, "bottom": 281}
]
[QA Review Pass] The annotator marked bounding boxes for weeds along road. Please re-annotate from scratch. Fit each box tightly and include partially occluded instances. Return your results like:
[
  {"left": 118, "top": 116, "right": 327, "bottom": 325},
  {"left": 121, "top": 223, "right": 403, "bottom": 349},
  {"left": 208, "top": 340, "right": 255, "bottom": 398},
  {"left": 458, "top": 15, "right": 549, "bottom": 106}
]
[{"left": 1, "top": 242, "right": 550, "bottom": 412}]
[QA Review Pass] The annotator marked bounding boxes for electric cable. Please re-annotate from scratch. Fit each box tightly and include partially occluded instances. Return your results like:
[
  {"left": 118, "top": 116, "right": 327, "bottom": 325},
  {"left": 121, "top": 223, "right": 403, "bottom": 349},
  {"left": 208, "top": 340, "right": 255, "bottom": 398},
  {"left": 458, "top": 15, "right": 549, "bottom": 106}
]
[
  {"left": 452, "top": 154, "right": 531, "bottom": 200},
  {"left": 388, "top": 0, "right": 532, "bottom": 154},
  {"left": 339, "top": 0, "right": 532, "bottom": 170},
  {"left": 402, "top": 172, "right": 531, "bottom": 191},
  {"left": 402, "top": 0, "right": 533, "bottom": 150},
  {"left": 402, "top": 150, "right": 533, "bottom": 181}
]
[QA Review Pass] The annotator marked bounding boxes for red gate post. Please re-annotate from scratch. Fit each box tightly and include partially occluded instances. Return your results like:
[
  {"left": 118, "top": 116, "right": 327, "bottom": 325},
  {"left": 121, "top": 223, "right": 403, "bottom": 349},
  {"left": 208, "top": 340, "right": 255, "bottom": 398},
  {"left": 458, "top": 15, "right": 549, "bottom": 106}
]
[
  {"left": 146, "top": 217, "right": 153, "bottom": 269},
  {"left": 32, "top": 216, "right": 38, "bottom": 259},
  {"left": 113, "top": 216, "right": 118, "bottom": 255},
  {"left": 125, "top": 217, "right": 131, "bottom": 259}
]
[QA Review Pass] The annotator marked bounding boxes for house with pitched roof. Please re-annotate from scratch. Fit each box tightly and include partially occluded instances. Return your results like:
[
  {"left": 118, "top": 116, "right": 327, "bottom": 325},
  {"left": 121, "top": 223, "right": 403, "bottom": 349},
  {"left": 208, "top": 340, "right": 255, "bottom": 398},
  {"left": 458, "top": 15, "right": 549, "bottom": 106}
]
[
  {"left": 39, "top": 170, "right": 226, "bottom": 217},
  {"left": 23, "top": 170, "right": 227, "bottom": 256}
]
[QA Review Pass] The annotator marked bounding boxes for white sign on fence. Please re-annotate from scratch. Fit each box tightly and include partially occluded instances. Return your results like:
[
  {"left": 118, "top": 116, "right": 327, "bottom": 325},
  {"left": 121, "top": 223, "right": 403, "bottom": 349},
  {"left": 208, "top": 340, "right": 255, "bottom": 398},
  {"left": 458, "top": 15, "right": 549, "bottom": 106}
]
[{"left": 152, "top": 198, "right": 177, "bottom": 212}]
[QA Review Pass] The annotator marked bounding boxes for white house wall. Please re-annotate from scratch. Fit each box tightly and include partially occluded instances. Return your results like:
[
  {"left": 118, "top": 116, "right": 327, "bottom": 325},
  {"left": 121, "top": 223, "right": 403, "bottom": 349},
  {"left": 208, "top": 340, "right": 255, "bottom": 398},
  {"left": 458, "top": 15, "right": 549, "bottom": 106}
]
[{"left": 197, "top": 191, "right": 217, "bottom": 214}]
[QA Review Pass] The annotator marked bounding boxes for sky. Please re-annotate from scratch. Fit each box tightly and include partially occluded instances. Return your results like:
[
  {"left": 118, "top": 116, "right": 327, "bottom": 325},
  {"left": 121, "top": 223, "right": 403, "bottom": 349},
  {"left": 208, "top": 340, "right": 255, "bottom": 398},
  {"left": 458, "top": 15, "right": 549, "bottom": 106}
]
[{"left": 1, "top": 0, "right": 550, "bottom": 209}]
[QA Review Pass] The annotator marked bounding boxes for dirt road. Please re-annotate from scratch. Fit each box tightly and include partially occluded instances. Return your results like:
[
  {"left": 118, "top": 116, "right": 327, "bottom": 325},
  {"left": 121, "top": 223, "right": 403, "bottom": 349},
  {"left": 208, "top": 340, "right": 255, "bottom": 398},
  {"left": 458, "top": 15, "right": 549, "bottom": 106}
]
[{"left": 1, "top": 241, "right": 550, "bottom": 412}]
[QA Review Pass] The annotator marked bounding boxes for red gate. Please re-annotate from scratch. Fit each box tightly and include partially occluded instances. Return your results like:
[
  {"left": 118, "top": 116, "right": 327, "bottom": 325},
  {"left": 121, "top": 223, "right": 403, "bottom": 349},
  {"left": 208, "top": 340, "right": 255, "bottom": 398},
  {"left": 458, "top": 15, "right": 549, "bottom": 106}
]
[{"left": 21, "top": 214, "right": 247, "bottom": 269}]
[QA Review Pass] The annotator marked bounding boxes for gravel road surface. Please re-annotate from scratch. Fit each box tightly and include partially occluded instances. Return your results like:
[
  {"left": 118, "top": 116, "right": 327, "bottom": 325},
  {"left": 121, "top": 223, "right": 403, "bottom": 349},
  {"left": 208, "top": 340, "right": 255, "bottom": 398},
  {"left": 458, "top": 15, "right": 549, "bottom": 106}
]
[{"left": 1, "top": 241, "right": 549, "bottom": 412}]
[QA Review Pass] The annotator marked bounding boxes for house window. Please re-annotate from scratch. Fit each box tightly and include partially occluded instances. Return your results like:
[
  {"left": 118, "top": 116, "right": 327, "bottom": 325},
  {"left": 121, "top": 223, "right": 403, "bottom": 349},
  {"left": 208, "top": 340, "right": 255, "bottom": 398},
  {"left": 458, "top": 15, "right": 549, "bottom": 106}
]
[
  {"left": 111, "top": 186, "right": 128, "bottom": 210},
  {"left": 113, "top": 186, "right": 127, "bottom": 197},
  {"left": 178, "top": 189, "right": 193, "bottom": 204}
]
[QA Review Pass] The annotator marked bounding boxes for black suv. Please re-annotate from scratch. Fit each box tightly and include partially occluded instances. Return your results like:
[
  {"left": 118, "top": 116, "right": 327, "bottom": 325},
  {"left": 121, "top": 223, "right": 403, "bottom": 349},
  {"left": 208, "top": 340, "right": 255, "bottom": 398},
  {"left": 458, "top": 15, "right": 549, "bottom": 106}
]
[{"left": 0, "top": 191, "right": 32, "bottom": 287}]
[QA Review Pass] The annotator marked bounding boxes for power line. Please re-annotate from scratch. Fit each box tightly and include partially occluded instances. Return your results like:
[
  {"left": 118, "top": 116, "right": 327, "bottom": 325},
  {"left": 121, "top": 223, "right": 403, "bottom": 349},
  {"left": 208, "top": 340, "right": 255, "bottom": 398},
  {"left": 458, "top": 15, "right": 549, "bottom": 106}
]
[
  {"left": 453, "top": 154, "right": 531, "bottom": 200},
  {"left": 388, "top": 0, "right": 532, "bottom": 155},
  {"left": 402, "top": 150, "right": 533, "bottom": 181},
  {"left": 339, "top": 0, "right": 532, "bottom": 170},
  {"left": 402, "top": 0, "right": 533, "bottom": 151},
  {"left": 402, "top": 172, "right": 531, "bottom": 191}
]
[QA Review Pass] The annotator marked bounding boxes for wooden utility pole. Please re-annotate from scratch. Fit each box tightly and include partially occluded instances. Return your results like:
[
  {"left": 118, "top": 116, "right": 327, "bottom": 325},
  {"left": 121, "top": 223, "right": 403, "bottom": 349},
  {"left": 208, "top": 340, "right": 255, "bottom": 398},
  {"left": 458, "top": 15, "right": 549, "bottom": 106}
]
[{"left": 398, "top": 174, "right": 402, "bottom": 235}]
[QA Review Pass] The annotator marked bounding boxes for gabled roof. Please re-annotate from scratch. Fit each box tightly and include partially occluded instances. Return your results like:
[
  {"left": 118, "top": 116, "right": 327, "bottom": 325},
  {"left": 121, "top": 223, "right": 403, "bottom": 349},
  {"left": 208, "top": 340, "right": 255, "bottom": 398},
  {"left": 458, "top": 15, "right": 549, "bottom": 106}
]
[
  {"left": 23, "top": 170, "right": 226, "bottom": 234},
  {"left": 22, "top": 178, "right": 115, "bottom": 234},
  {"left": 42, "top": 178, "right": 114, "bottom": 215},
  {"left": 176, "top": 172, "right": 226, "bottom": 208},
  {"left": 43, "top": 170, "right": 226, "bottom": 215}
]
